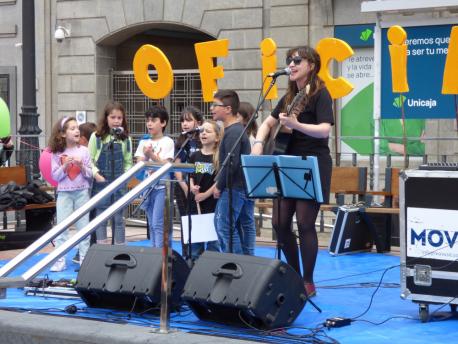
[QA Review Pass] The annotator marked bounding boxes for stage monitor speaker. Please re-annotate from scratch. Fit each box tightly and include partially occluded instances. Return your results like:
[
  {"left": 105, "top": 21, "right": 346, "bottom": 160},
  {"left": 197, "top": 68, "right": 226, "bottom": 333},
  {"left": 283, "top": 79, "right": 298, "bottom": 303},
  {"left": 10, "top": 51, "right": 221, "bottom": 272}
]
[
  {"left": 75, "top": 244, "right": 190, "bottom": 313},
  {"left": 181, "top": 251, "right": 307, "bottom": 329}
]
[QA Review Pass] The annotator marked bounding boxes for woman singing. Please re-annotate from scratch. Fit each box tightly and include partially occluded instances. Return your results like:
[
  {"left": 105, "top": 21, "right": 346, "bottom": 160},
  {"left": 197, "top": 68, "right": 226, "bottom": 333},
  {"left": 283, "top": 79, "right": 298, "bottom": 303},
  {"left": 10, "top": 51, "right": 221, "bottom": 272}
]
[{"left": 251, "top": 45, "right": 334, "bottom": 297}]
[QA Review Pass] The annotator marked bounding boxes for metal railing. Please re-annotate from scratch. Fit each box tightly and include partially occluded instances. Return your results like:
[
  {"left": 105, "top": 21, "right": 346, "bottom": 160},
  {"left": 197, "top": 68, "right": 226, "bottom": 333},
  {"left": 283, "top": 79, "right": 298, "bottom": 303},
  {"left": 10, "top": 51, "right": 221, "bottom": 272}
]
[
  {"left": 0, "top": 161, "right": 173, "bottom": 295},
  {"left": 4, "top": 133, "right": 458, "bottom": 233}
]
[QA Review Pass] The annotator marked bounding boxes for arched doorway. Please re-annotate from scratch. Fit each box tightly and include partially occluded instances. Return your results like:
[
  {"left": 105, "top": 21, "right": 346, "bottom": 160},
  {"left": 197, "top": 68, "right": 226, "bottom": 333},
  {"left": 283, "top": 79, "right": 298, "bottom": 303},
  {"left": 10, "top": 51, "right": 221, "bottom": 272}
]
[
  {"left": 96, "top": 23, "right": 215, "bottom": 221},
  {"left": 97, "top": 23, "right": 215, "bottom": 143}
]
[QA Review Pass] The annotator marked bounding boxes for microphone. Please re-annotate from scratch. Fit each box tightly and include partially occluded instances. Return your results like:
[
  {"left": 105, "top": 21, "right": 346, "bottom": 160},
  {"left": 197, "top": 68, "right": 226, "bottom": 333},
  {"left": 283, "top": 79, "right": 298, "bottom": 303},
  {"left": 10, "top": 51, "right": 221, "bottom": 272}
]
[
  {"left": 268, "top": 67, "right": 291, "bottom": 78},
  {"left": 111, "top": 127, "right": 124, "bottom": 136},
  {"left": 182, "top": 126, "right": 204, "bottom": 135}
]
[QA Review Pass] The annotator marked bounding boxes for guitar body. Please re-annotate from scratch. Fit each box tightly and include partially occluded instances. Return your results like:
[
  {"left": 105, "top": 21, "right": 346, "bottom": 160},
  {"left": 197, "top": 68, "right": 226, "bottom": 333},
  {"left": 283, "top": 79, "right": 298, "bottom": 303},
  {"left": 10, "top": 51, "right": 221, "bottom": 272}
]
[
  {"left": 263, "top": 88, "right": 307, "bottom": 155},
  {"left": 263, "top": 125, "right": 291, "bottom": 155},
  {"left": 272, "top": 131, "right": 291, "bottom": 155}
]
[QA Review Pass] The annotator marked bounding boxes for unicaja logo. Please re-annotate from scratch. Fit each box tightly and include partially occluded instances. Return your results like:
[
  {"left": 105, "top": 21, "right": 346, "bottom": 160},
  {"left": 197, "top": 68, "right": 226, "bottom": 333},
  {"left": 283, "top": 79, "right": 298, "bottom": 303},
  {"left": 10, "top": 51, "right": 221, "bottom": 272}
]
[
  {"left": 407, "top": 98, "right": 437, "bottom": 109},
  {"left": 393, "top": 95, "right": 437, "bottom": 109},
  {"left": 393, "top": 95, "right": 406, "bottom": 108},
  {"left": 360, "top": 28, "right": 373, "bottom": 42}
]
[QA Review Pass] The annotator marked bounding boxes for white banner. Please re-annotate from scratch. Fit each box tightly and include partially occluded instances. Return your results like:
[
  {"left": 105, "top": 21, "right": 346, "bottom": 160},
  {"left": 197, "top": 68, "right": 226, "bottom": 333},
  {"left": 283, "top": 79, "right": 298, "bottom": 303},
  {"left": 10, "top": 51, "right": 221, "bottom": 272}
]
[
  {"left": 407, "top": 207, "right": 458, "bottom": 261},
  {"left": 339, "top": 48, "right": 375, "bottom": 155}
]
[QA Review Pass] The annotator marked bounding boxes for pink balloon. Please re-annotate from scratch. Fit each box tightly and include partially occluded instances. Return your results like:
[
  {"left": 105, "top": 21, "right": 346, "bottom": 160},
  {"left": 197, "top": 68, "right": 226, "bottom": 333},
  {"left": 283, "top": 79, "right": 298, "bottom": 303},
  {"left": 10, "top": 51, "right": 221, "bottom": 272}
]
[{"left": 39, "top": 147, "right": 58, "bottom": 187}]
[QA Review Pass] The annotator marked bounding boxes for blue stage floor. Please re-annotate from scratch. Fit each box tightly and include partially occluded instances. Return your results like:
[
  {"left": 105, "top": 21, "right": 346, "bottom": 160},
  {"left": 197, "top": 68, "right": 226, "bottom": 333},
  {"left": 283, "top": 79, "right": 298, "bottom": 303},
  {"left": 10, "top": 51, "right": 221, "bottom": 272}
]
[{"left": 1, "top": 242, "right": 457, "bottom": 343}]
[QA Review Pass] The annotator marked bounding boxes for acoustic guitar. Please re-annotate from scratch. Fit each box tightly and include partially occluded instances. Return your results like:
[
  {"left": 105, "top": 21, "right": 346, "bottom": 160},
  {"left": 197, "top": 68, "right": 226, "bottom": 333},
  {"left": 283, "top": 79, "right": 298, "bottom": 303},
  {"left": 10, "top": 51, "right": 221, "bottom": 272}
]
[{"left": 263, "top": 86, "right": 308, "bottom": 155}]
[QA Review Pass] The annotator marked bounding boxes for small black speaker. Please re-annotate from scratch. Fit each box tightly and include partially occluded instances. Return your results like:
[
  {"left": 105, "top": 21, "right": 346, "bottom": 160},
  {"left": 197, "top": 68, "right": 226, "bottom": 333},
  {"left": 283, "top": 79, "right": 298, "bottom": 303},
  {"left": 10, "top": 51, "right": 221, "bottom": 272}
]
[
  {"left": 181, "top": 251, "right": 307, "bottom": 329},
  {"left": 75, "top": 245, "right": 190, "bottom": 313}
]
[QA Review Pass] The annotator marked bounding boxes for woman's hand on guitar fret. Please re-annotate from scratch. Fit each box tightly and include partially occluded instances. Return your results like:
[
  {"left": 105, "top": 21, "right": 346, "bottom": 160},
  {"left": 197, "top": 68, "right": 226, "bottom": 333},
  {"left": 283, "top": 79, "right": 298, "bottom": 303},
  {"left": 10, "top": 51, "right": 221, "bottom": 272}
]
[{"left": 279, "top": 112, "right": 298, "bottom": 130}]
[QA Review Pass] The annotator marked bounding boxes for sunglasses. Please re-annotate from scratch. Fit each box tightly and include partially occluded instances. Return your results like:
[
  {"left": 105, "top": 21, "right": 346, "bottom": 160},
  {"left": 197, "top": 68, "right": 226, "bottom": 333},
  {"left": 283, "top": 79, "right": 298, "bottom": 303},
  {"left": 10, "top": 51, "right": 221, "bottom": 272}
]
[{"left": 286, "top": 56, "right": 304, "bottom": 66}]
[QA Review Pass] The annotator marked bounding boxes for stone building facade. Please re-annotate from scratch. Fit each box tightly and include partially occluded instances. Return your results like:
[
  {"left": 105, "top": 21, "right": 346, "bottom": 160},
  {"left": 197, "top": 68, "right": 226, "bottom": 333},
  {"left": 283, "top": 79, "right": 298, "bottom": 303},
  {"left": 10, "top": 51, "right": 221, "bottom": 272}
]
[
  {"left": 0, "top": 0, "right": 374, "bottom": 138},
  {"left": 1, "top": 0, "right": 457, "bottom": 158}
]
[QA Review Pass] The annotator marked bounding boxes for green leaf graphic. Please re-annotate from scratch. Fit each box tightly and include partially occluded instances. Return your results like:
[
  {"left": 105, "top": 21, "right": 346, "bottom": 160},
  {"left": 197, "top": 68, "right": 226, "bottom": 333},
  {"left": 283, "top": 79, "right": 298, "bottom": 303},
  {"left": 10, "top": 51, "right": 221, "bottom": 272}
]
[
  {"left": 392, "top": 95, "right": 406, "bottom": 108},
  {"left": 360, "top": 29, "right": 373, "bottom": 42}
]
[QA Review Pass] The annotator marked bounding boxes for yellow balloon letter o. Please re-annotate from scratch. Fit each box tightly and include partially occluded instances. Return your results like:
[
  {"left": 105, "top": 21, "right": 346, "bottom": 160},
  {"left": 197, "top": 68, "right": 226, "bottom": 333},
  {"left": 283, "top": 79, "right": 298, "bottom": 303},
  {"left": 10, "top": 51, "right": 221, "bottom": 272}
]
[{"left": 133, "top": 44, "right": 173, "bottom": 100}]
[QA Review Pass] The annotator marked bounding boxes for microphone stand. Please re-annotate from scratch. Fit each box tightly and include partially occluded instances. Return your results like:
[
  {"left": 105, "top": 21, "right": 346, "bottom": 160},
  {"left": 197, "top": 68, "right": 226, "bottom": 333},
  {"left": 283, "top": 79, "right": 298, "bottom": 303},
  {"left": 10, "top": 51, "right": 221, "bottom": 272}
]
[
  {"left": 215, "top": 75, "right": 279, "bottom": 253},
  {"left": 172, "top": 133, "right": 195, "bottom": 265},
  {"left": 108, "top": 132, "right": 117, "bottom": 245}
]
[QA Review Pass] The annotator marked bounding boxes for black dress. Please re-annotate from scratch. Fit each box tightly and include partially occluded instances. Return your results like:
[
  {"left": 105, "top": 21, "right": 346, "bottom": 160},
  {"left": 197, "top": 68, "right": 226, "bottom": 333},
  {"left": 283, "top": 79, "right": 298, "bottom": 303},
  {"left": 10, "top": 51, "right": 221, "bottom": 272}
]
[
  {"left": 188, "top": 150, "right": 217, "bottom": 214},
  {"left": 271, "top": 87, "right": 334, "bottom": 204}
]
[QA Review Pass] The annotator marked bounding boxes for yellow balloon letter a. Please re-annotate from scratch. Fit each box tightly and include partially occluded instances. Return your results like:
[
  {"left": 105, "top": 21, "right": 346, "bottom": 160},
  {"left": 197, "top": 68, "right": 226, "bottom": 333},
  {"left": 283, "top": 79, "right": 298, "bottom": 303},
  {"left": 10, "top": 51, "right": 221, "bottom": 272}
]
[
  {"left": 133, "top": 44, "right": 173, "bottom": 99},
  {"left": 195, "top": 39, "right": 229, "bottom": 102},
  {"left": 316, "top": 38, "right": 354, "bottom": 99}
]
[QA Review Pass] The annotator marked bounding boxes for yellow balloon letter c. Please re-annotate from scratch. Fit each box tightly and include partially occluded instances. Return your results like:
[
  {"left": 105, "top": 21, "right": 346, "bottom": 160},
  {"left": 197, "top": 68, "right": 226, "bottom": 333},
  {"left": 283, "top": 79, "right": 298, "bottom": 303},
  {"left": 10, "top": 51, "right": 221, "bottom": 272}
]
[
  {"left": 133, "top": 44, "right": 173, "bottom": 100},
  {"left": 316, "top": 38, "right": 354, "bottom": 99}
]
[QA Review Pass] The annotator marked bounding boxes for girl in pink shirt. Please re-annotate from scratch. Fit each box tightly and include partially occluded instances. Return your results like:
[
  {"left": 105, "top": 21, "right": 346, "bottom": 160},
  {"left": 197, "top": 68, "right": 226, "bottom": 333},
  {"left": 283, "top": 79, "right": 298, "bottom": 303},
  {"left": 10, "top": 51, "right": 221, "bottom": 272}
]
[{"left": 49, "top": 116, "right": 92, "bottom": 272}]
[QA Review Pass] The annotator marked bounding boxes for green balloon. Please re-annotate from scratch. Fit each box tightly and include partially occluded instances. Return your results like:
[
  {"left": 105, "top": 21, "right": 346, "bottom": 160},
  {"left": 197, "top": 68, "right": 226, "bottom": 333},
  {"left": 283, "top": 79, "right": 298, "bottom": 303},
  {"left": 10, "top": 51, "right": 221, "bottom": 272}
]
[{"left": 0, "top": 97, "right": 11, "bottom": 138}]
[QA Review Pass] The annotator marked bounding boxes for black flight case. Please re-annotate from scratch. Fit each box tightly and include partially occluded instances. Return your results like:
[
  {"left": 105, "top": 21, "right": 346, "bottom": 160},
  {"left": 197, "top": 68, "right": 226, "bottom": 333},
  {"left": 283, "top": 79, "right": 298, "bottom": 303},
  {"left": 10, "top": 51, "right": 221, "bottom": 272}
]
[{"left": 400, "top": 169, "right": 458, "bottom": 322}]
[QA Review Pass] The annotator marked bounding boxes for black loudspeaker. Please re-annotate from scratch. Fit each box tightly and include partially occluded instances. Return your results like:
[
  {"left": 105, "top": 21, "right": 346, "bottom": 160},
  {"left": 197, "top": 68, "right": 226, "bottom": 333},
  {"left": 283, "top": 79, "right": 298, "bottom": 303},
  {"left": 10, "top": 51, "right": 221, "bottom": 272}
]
[
  {"left": 75, "top": 245, "right": 190, "bottom": 313},
  {"left": 181, "top": 251, "right": 307, "bottom": 329}
]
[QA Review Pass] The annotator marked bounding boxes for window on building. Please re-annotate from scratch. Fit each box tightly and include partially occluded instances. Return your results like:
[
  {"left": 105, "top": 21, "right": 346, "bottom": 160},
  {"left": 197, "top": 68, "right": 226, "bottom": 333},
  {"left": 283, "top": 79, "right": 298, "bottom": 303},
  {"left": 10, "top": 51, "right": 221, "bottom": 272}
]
[{"left": 0, "top": 74, "right": 9, "bottom": 107}]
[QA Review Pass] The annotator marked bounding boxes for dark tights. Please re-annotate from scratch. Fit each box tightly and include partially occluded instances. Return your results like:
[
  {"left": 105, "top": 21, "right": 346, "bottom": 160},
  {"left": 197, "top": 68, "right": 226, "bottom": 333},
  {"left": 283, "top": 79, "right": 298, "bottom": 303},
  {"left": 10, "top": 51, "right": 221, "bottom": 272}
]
[{"left": 272, "top": 198, "right": 320, "bottom": 283}]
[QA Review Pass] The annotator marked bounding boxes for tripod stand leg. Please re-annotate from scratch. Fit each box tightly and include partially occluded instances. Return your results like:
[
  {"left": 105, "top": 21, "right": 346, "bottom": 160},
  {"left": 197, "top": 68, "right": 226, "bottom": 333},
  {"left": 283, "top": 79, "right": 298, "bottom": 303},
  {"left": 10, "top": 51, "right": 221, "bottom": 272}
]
[{"left": 304, "top": 293, "right": 322, "bottom": 313}]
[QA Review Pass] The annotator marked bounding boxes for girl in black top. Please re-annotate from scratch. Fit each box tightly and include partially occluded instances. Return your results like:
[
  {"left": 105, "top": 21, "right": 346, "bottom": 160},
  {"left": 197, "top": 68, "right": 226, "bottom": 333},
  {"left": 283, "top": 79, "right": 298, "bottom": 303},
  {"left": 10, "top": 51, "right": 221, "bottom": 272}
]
[
  {"left": 189, "top": 120, "right": 223, "bottom": 258},
  {"left": 174, "top": 106, "right": 203, "bottom": 217},
  {"left": 252, "top": 46, "right": 334, "bottom": 297}
]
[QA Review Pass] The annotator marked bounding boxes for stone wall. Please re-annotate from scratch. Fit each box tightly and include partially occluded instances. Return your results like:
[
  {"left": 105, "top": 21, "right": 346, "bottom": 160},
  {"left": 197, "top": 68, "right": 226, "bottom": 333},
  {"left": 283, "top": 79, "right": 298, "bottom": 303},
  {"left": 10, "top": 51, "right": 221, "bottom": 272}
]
[
  {"left": 51, "top": 0, "right": 321, "bottom": 125},
  {"left": 2, "top": 0, "right": 457, "bottom": 152}
]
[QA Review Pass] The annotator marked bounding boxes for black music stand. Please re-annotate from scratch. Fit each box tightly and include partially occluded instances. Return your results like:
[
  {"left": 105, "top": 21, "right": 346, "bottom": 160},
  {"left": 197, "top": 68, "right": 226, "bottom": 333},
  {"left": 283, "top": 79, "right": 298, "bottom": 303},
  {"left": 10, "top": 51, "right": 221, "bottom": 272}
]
[
  {"left": 242, "top": 155, "right": 323, "bottom": 202},
  {"left": 242, "top": 154, "right": 323, "bottom": 312}
]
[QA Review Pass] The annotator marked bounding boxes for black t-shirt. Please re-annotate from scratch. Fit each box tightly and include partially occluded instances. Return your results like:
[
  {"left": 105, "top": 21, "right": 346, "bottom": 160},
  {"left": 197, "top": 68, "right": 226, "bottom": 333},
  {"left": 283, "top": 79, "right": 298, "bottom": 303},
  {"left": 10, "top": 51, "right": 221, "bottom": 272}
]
[
  {"left": 189, "top": 150, "right": 217, "bottom": 214},
  {"left": 271, "top": 87, "right": 334, "bottom": 156},
  {"left": 216, "top": 122, "right": 251, "bottom": 191}
]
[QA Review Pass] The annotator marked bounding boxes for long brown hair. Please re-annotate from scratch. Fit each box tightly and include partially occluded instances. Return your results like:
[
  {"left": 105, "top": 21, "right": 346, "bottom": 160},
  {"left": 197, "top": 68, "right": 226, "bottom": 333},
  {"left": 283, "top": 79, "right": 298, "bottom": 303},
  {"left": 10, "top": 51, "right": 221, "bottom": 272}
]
[
  {"left": 48, "top": 116, "right": 77, "bottom": 153},
  {"left": 175, "top": 106, "right": 204, "bottom": 149},
  {"left": 238, "top": 101, "right": 258, "bottom": 138},
  {"left": 283, "top": 46, "right": 325, "bottom": 112},
  {"left": 95, "top": 101, "right": 129, "bottom": 140},
  {"left": 202, "top": 120, "right": 224, "bottom": 172}
]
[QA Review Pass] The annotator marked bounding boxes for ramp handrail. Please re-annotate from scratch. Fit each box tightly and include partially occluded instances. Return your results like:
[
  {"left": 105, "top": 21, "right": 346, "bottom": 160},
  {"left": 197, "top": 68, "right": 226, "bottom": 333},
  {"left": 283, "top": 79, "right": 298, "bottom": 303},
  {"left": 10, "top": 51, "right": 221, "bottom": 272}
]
[
  {"left": 0, "top": 161, "right": 146, "bottom": 278},
  {"left": 0, "top": 162, "right": 172, "bottom": 292},
  {"left": 21, "top": 162, "right": 172, "bottom": 282}
]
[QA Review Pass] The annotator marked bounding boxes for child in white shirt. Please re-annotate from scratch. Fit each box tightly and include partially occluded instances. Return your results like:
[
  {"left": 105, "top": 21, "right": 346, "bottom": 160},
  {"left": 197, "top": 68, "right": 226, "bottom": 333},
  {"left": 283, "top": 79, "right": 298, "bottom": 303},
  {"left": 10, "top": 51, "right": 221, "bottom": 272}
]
[{"left": 135, "top": 106, "right": 174, "bottom": 248}]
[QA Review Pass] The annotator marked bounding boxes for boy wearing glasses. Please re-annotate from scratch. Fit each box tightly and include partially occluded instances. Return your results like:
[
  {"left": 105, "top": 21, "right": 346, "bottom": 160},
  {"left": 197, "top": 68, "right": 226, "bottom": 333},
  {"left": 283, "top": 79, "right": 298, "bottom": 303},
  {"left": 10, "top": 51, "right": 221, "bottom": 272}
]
[{"left": 211, "top": 89, "right": 256, "bottom": 256}]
